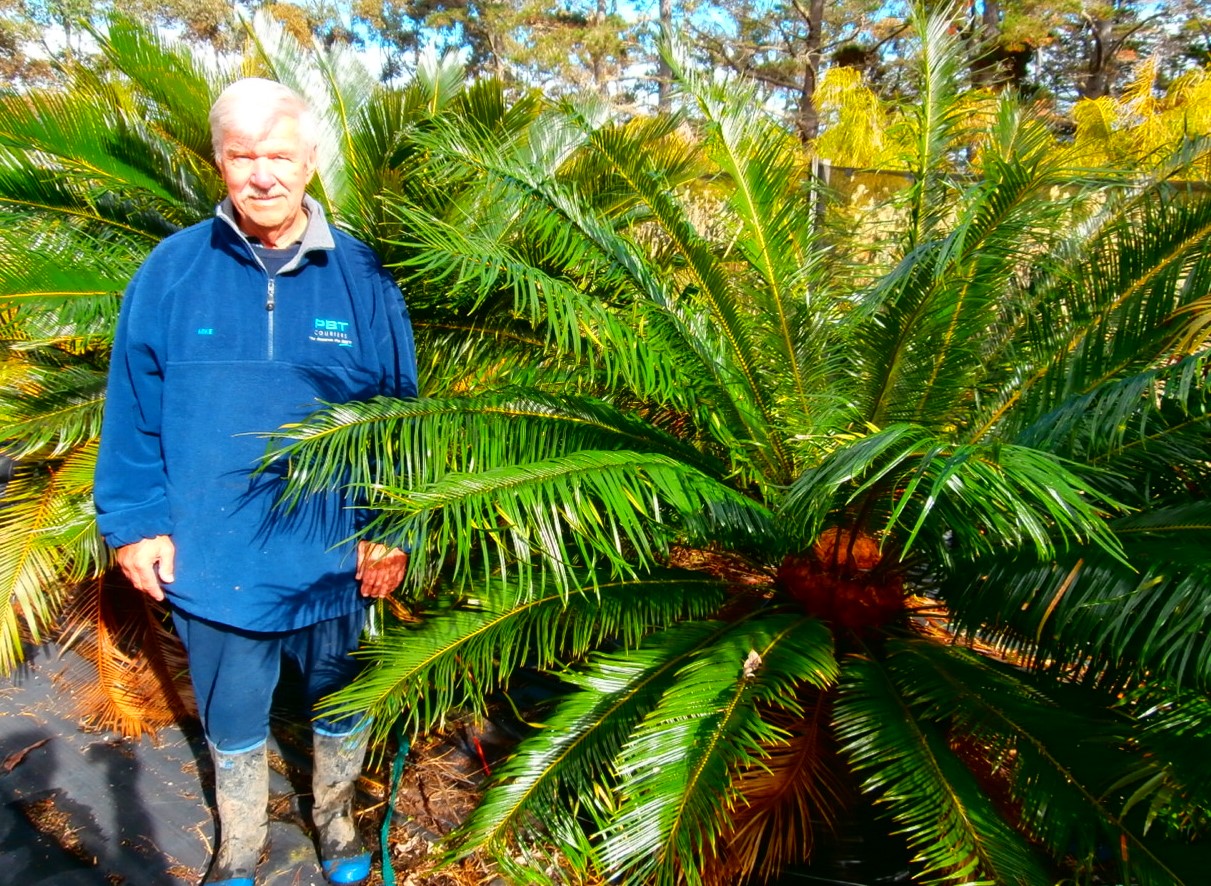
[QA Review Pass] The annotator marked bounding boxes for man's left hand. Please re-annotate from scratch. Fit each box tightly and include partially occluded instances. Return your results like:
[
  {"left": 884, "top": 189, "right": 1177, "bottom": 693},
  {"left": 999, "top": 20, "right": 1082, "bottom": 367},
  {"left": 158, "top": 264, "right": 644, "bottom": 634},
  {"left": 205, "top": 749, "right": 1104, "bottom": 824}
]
[{"left": 356, "top": 541, "right": 407, "bottom": 598}]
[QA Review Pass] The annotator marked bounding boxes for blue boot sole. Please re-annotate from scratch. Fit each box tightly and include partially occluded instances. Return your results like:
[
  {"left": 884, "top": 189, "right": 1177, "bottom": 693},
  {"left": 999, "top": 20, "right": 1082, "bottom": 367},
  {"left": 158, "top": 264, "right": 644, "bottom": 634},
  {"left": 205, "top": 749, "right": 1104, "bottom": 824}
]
[{"left": 321, "top": 851, "right": 372, "bottom": 885}]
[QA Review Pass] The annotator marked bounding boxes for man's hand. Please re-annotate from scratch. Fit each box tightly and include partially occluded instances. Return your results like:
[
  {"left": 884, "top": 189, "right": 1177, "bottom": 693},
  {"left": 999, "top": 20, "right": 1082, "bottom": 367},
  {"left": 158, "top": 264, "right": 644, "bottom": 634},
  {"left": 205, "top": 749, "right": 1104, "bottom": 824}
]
[
  {"left": 356, "top": 541, "right": 407, "bottom": 598},
  {"left": 115, "top": 535, "right": 176, "bottom": 601}
]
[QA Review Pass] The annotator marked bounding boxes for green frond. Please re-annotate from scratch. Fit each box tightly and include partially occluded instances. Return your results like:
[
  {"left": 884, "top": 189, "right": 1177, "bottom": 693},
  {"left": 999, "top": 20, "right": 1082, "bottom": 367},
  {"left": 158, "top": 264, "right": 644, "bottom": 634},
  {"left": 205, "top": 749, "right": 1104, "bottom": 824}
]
[
  {"left": 1015, "top": 350, "right": 1210, "bottom": 456},
  {"left": 90, "top": 15, "right": 218, "bottom": 164},
  {"left": 783, "top": 424, "right": 1121, "bottom": 563},
  {"left": 380, "top": 448, "right": 774, "bottom": 594},
  {"left": 246, "top": 11, "right": 379, "bottom": 214},
  {"left": 0, "top": 70, "right": 212, "bottom": 238},
  {"left": 983, "top": 188, "right": 1211, "bottom": 445},
  {"left": 555, "top": 110, "right": 704, "bottom": 221},
  {"left": 0, "top": 361, "right": 107, "bottom": 459},
  {"left": 599, "top": 613, "right": 836, "bottom": 885},
  {"left": 1117, "top": 687, "right": 1211, "bottom": 833},
  {"left": 897, "top": 5, "right": 970, "bottom": 248},
  {"left": 266, "top": 392, "right": 776, "bottom": 590},
  {"left": 835, "top": 649, "right": 1053, "bottom": 886},
  {"left": 451, "top": 619, "right": 734, "bottom": 860},
  {"left": 851, "top": 131, "right": 1086, "bottom": 432},
  {"left": 0, "top": 224, "right": 136, "bottom": 316},
  {"left": 0, "top": 89, "right": 175, "bottom": 214},
  {"left": 0, "top": 464, "right": 75, "bottom": 673},
  {"left": 874, "top": 639, "right": 1204, "bottom": 885},
  {"left": 385, "top": 198, "right": 621, "bottom": 364},
  {"left": 408, "top": 91, "right": 792, "bottom": 479},
  {"left": 320, "top": 569, "right": 729, "bottom": 737},
  {"left": 575, "top": 115, "right": 790, "bottom": 480},
  {"left": 270, "top": 391, "right": 728, "bottom": 490},
  {"left": 382, "top": 128, "right": 725, "bottom": 416},
  {"left": 675, "top": 54, "right": 848, "bottom": 446},
  {"left": 941, "top": 503, "right": 1211, "bottom": 689}
]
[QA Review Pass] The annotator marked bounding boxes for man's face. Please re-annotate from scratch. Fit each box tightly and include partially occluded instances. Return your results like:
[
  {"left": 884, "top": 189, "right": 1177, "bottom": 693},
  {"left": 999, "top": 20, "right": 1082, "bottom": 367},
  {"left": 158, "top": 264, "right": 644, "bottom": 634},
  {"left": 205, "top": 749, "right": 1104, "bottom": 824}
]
[{"left": 217, "top": 114, "right": 316, "bottom": 246}]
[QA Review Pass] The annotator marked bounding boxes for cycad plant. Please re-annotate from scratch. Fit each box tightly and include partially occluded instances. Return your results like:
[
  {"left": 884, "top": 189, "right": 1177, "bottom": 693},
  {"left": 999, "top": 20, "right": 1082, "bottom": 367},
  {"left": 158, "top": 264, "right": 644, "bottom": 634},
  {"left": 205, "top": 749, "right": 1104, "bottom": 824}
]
[
  {"left": 269, "top": 10, "right": 1211, "bottom": 886},
  {"left": 0, "top": 19, "right": 217, "bottom": 696}
]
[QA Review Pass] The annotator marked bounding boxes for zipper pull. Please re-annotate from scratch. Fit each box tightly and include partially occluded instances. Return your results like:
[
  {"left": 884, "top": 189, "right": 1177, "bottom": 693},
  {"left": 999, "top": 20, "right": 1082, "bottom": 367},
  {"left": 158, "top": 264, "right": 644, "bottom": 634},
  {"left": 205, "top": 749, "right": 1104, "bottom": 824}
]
[{"left": 266, "top": 277, "right": 276, "bottom": 311}]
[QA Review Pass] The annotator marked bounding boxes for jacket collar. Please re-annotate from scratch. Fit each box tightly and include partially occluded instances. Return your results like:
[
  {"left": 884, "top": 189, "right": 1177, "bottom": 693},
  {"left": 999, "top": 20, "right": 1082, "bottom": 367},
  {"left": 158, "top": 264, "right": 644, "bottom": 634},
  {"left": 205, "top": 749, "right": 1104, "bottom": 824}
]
[{"left": 215, "top": 194, "right": 336, "bottom": 273}]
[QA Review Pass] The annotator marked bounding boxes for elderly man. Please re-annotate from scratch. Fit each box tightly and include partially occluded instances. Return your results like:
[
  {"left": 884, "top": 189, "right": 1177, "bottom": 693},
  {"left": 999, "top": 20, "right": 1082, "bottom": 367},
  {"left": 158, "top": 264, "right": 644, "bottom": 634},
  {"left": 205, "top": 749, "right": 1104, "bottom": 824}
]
[{"left": 94, "top": 78, "right": 417, "bottom": 886}]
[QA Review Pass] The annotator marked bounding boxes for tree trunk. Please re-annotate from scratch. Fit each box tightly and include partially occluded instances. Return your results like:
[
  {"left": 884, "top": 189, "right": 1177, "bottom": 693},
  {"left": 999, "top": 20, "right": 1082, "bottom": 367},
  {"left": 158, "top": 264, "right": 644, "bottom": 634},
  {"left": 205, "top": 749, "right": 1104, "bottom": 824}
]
[
  {"left": 1081, "top": 15, "right": 1116, "bottom": 98},
  {"left": 592, "top": 0, "right": 607, "bottom": 95},
  {"left": 970, "top": 0, "right": 1001, "bottom": 89},
  {"left": 658, "top": 0, "right": 673, "bottom": 111},
  {"left": 794, "top": 0, "right": 824, "bottom": 141}
]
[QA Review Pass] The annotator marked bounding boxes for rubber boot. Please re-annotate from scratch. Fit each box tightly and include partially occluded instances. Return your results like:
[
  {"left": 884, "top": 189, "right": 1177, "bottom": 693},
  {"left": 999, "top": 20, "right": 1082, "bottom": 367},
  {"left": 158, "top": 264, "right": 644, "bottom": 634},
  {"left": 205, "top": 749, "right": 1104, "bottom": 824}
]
[
  {"left": 202, "top": 742, "right": 269, "bottom": 886},
  {"left": 313, "top": 728, "right": 372, "bottom": 885}
]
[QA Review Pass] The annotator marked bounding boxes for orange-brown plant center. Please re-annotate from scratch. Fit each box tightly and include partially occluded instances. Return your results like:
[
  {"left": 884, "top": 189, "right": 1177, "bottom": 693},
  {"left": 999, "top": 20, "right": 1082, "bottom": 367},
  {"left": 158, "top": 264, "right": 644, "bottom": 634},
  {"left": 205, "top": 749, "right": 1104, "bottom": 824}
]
[{"left": 776, "top": 528, "right": 904, "bottom": 630}]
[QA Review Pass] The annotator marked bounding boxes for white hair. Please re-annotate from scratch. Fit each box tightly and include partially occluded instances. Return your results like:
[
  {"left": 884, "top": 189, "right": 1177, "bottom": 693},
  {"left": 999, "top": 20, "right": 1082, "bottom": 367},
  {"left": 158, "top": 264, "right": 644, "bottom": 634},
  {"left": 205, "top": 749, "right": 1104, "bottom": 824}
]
[{"left": 209, "top": 78, "right": 319, "bottom": 162}]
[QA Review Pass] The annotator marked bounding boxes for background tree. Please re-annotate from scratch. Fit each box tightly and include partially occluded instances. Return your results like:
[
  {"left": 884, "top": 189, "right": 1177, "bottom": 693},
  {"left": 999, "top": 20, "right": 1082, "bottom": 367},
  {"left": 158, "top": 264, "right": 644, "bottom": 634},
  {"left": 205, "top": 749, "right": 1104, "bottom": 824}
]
[
  {"left": 362, "top": 0, "right": 633, "bottom": 93},
  {"left": 670, "top": 0, "right": 889, "bottom": 140},
  {"left": 0, "top": 0, "right": 56, "bottom": 84}
]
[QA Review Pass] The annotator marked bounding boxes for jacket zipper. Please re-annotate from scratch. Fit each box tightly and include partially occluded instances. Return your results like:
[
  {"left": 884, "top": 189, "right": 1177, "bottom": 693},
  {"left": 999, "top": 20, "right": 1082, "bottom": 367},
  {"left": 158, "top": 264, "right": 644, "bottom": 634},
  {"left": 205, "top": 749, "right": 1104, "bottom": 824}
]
[{"left": 266, "top": 277, "right": 276, "bottom": 360}]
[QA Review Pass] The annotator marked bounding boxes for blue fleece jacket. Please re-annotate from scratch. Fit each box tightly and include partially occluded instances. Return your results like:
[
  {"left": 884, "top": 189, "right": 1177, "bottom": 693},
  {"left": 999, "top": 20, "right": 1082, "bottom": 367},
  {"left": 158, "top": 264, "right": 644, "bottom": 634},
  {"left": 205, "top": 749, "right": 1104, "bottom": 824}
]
[{"left": 94, "top": 198, "right": 418, "bottom": 631}]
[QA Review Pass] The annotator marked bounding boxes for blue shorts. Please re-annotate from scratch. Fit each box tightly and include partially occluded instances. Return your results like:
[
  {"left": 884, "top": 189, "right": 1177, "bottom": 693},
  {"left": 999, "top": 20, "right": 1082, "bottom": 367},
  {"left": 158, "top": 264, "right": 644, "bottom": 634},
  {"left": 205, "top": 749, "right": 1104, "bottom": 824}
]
[{"left": 172, "top": 608, "right": 368, "bottom": 752}]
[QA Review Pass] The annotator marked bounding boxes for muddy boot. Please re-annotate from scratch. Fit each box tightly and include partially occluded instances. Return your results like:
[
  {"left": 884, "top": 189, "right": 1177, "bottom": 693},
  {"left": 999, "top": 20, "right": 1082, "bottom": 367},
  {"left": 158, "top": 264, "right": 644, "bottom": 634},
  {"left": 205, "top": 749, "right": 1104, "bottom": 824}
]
[
  {"left": 313, "top": 727, "right": 373, "bottom": 885},
  {"left": 202, "top": 742, "right": 269, "bottom": 886}
]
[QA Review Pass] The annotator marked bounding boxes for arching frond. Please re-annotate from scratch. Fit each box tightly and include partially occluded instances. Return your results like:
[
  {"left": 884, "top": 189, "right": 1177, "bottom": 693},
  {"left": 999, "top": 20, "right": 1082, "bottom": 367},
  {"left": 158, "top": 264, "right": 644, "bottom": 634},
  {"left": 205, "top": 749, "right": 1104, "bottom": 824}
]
[
  {"left": 836, "top": 649, "right": 1051, "bottom": 886},
  {"left": 0, "top": 464, "right": 74, "bottom": 670},
  {"left": 321, "top": 570, "right": 730, "bottom": 737},
  {"left": 863, "top": 640, "right": 1205, "bottom": 885},
  {"left": 783, "top": 424, "right": 1121, "bottom": 563},
  {"left": 451, "top": 619, "right": 734, "bottom": 859},
  {"left": 600, "top": 614, "right": 836, "bottom": 885},
  {"left": 941, "top": 503, "right": 1211, "bottom": 690}
]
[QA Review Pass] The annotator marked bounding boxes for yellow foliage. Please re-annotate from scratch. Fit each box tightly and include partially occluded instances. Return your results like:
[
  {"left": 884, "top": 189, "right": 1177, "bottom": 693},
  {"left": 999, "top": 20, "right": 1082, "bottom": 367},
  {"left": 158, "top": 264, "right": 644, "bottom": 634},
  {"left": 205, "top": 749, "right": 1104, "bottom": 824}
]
[
  {"left": 953, "top": 89, "right": 1001, "bottom": 168},
  {"left": 813, "top": 67, "right": 893, "bottom": 169},
  {"left": 1072, "top": 96, "right": 1118, "bottom": 166},
  {"left": 1071, "top": 61, "right": 1211, "bottom": 177}
]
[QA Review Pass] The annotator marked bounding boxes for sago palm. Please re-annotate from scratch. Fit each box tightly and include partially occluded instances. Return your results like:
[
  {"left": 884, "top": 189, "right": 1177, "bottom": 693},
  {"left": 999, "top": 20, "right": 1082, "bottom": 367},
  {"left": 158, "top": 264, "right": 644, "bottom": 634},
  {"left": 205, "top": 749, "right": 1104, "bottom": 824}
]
[
  {"left": 0, "top": 18, "right": 218, "bottom": 693},
  {"left": 270, "top": 9, "right": 1211, "bottom": 886}
]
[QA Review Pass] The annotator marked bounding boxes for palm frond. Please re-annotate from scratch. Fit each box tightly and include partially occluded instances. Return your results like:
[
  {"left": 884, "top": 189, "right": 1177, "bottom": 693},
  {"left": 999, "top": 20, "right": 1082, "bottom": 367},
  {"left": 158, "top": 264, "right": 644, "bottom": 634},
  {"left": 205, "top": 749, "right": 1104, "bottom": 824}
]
[
  {"left": 671, "top": 48, "right": 842, "bottom": 443},
  {"left": 57, "top": 572, "right": 195, "bottom": 739},
  {"left": 0, "top": 360, "right": 107, "bottom": 459},
  {"left": 835, "top": 648, "right": 1054, "bottom": 886},
  {"left": 874, "top": 639, "right": 1204, "bottom": 885},
  {"left": 941, "top": 502, "right": 1211, "bottom": 689},
  {"left": 717, "top": 694, "right": 849, "bottom": 884},
  {"left": 322, "top": 569, "right": 729, "bottom": 737},
  {"left": 450, "top": 619, "right": 735, "bottom": 860},
  {"left": 0, "top": 464, "right": 73, "bottom": 672},
  {"left": 856, "top": 127, "right": 1082, "bottom": 429},
  {"left": 381, "top": 448, "right": 773, "bottom": 594},
  {"left": 600, "top": 614, "right": 836, "bottom": 885},
  {"left": 897, "top": 4, "right": 970, "bottom": 249},
  {"left": 1115, "top": 687, "right": 1211, "bottom": 835},
  {"left": 246, "top": 10, "right": 378, "bottom": 214},
  {"left": 269, "top": 391, "right": 729, "bottom": 494},
  {"left": 974, "top": 186, "right": 1211, "bottom": 443},
  {"left": 573, "top": 113, "right": 791, "bottom": 481},
  {"left": 401, "top": 95, "right": 796, "bottom": 482},
  {"left": 783, "top": 424, "right": 1121, "bottom": 562},
  {"left": 267, "top": 393, "right": 775, "bottom": 590}
]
